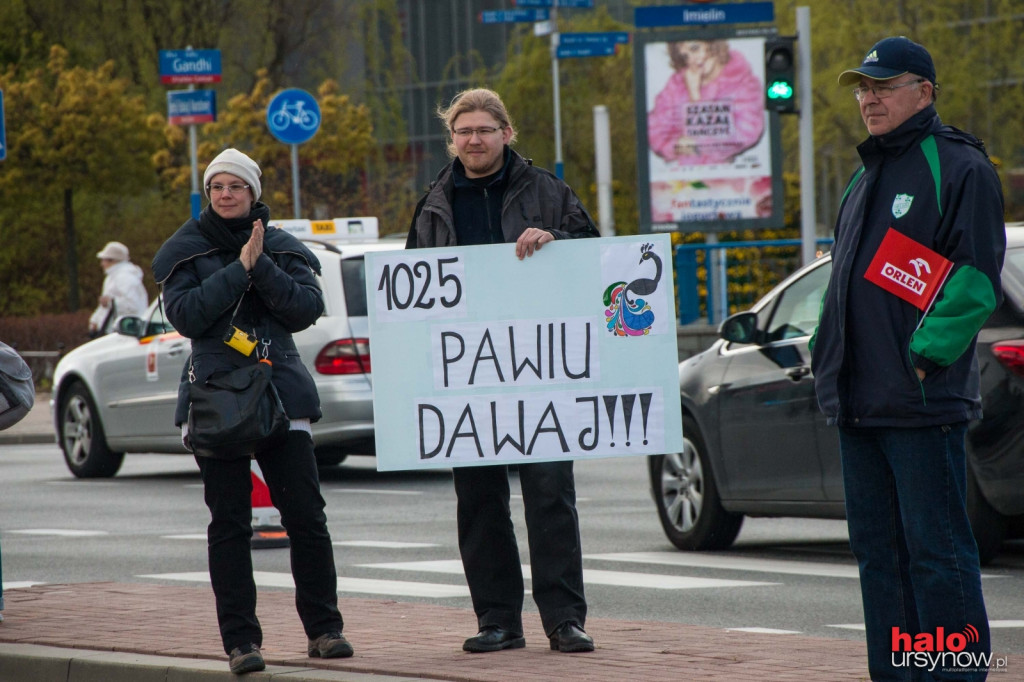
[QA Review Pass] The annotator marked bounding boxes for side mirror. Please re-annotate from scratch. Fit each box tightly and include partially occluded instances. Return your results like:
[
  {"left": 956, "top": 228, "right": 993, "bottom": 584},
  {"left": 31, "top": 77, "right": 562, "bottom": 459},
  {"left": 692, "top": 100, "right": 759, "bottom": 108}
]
[
  {"left": 116, "top": 316, "right": 144, "bottom": 338},
  {"left": 719, "top": 311, "right": 760, "bottom": 344}
]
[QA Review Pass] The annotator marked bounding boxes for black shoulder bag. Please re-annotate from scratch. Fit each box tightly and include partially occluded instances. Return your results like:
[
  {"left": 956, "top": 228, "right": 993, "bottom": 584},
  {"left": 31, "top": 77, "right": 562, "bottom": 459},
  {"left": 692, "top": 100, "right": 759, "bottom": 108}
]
[{"left": 186, "top": 289, "right": 289, "bottom": 459}]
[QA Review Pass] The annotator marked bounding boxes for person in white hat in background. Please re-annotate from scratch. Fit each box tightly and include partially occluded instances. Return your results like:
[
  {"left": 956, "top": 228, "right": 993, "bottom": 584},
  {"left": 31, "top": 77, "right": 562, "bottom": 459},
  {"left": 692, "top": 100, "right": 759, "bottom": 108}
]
[{"left": 87, "top": 241, "right": 149, "bottom": 337}]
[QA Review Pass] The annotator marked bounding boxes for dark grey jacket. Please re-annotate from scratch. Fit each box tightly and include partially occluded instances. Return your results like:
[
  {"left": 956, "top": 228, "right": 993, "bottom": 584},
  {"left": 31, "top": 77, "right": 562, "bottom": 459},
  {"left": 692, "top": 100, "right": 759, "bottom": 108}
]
[
  {"left": 406, "top": 149, "right": 599, "bottom": 247},
  {"left": 152, "top": 219, "right": 324, "bottom": 427}
]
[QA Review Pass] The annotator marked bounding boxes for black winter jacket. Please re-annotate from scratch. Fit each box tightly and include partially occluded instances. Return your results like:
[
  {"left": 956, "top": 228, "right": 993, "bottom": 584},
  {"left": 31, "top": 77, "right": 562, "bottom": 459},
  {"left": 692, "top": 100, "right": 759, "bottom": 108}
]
[
  {"left": 406, "top": 148, "right": 599, "bottom": 247},
  {"left": 152, "top": 214, "right": 324, "bottom": 428},
  {"left": 811, "top": 106, "right": 1005, "bottom": 428}
]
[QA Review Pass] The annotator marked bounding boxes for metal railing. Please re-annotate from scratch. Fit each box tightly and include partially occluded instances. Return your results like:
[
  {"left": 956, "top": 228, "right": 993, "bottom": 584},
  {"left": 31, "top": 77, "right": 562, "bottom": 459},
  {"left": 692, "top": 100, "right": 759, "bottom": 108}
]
[
  {"left": 16, "top": 350, "right": 64, "bottom": 387},
  {"left": 675, "top": 238, "right": 833, "bottom": 325}
]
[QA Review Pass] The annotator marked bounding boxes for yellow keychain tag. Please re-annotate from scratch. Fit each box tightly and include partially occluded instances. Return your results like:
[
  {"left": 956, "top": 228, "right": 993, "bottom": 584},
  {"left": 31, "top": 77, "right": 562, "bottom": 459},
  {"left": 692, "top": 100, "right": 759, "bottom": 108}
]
[{"left": 223, "top": 327, "right": 258, "bottom": 356}]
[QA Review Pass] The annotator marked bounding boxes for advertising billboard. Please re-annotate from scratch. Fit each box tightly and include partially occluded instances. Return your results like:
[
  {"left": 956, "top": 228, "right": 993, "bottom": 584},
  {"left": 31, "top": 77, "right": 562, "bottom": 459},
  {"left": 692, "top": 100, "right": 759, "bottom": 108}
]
[{"left": 635, "top": 29, "right": 783, "bottom": 234}]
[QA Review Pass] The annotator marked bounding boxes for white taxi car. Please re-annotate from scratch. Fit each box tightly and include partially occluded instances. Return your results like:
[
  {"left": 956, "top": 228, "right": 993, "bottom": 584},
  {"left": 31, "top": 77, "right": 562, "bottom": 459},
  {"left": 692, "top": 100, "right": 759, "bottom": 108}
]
[{"left": 51, "top": 218, "right": 403, "bottom": 477}]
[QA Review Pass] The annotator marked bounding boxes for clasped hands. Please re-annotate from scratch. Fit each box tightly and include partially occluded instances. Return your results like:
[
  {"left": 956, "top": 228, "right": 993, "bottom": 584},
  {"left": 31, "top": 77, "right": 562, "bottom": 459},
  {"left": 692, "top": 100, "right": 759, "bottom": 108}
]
[{"left": 240, "top": 219, "right": 264, "bottom": 272}]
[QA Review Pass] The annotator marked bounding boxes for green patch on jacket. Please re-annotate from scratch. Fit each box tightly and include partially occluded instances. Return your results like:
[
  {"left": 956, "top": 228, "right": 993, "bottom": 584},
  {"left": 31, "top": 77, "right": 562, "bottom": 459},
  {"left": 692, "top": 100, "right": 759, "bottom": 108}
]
[{"left": 910, "top": 265, "right": 996, "bottom": 366}]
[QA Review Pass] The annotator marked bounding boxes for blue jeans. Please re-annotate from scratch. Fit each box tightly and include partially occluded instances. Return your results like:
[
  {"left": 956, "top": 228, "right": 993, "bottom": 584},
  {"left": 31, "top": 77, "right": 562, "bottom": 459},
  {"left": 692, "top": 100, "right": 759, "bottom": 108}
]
[{"left": 840, "top": 424, "right": 989, "bottom": 681}]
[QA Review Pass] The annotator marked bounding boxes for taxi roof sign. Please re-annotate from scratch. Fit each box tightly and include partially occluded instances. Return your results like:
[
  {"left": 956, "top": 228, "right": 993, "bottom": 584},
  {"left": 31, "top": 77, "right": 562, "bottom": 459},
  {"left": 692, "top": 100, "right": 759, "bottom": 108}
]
[{"left": 267, "top": 217, "right": 379, "bottom": 242}]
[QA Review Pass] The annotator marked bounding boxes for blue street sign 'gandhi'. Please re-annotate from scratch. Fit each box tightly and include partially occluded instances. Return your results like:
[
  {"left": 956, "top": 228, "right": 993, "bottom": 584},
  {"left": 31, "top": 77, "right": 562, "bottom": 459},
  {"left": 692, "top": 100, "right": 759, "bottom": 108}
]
[{"left": 266, "top": 88, "right": 320, "bottom": 145}]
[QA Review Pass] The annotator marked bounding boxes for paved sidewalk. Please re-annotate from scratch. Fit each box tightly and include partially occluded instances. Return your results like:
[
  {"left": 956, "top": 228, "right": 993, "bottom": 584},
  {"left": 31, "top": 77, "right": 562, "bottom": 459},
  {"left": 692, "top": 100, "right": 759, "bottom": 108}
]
[
  {"left": 1, "top": 397, "right": 875, "bottom": 680},
  {"left": 0, "top": 582, "right": 872, "bottom": 681}
]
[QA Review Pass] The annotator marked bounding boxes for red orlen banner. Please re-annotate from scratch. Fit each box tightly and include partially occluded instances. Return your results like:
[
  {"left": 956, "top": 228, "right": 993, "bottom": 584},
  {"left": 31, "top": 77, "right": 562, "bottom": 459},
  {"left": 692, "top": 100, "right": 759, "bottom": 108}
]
[{"left": 864, "top": 228, "right": 952, "bottom": 311}]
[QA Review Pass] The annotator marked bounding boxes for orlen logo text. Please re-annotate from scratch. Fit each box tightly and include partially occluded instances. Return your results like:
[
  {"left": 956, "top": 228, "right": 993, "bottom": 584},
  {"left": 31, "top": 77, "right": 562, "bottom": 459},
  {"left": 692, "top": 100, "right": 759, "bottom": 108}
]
[
  {"left": 891, "top": 625, "right": 1007, "bottom": 674},
  {"left": 881, "top": 261, "right": 926, "bottom": 295}
]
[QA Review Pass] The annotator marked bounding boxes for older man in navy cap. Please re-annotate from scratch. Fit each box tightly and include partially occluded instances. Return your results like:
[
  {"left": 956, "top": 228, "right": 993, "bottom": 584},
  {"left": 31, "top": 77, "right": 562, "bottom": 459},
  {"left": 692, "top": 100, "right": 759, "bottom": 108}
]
[{"left": 811, "top": 37, "right": 1003, "bottom": 681}]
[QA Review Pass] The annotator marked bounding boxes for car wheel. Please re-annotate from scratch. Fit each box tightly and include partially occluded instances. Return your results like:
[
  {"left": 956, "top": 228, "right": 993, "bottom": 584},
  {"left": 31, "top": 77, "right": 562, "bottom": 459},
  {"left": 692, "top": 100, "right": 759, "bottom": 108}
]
[
  {"left": 59, "top": 382, "right": 124, "bottom": 478},
  {"left": 649, "top": 415, "right": 743, "bottom": 551},
  {"left": 966, "top": 464, "right": 1005, "bottom": 566}
]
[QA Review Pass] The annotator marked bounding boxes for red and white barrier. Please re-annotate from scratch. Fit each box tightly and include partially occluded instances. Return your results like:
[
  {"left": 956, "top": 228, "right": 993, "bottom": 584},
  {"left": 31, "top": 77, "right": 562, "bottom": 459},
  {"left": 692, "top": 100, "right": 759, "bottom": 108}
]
[{"left": 250, "top": 460, "right": 289, "bottom": 549}]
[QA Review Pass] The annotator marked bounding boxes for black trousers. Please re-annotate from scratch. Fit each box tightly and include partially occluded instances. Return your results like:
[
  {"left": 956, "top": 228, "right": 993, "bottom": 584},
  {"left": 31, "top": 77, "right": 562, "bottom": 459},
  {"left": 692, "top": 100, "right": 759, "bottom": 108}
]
[
  {"left": 195, "top": 431, "right": 344, "bottom": 654},
  {"left": 453, "top": 460, "right": 587, "bottom": 637}
]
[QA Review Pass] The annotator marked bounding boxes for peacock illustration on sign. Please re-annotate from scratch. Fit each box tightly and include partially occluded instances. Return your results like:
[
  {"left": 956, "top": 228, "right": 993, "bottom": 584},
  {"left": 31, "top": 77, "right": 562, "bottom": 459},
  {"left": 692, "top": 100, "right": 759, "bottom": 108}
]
[{"left": 604, "top": 242, "right": 663, "bottom": 336}]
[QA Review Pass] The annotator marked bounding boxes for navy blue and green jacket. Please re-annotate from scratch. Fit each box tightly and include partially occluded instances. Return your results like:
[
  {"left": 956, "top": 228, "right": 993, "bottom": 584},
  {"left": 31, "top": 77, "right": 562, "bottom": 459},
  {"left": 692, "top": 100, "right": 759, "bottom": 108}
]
[{"left": 811, "top": 105, "right": 1005, "bottom": 428}]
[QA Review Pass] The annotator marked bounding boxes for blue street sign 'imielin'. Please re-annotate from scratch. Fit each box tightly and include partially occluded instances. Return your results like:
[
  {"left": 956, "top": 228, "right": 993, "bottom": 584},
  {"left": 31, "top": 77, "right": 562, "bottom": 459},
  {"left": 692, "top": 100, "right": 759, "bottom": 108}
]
[
  {"left": 480, "top": 9, "right": 549, "bottom": 24},
  {"left": 634, "top": 1, "right": 774, "bottom": 27}
]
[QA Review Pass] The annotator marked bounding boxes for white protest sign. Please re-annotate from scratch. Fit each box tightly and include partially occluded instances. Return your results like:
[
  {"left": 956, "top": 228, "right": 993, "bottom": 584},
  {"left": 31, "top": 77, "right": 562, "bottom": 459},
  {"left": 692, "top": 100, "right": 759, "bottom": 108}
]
[{"left": 366, "top": 234, "right": 682, "bottom": 471}]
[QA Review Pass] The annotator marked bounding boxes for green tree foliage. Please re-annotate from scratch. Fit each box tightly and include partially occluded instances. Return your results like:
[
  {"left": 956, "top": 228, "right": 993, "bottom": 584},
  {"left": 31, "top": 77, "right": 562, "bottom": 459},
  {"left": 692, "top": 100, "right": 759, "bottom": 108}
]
[
  {"left": 0, "top": 46, "right": 164, "bottom": 315},
  {"left": 0, "top": 0, "right": 349, "bottom": 112},
  {"left": 1, "top": 0, "right": 1022, "bottom": 322},
  {"left": 156, "top": 71, "right": 376, "bottom": 223},
  {"left": 494, "top": 6, "right": 638, "bottom": 235},
  {"left": 775, "top": 0, "right": 1024, "bottom": 221},
  {"left": 352, "top": 0, "right": 419, "bottom": 235}
]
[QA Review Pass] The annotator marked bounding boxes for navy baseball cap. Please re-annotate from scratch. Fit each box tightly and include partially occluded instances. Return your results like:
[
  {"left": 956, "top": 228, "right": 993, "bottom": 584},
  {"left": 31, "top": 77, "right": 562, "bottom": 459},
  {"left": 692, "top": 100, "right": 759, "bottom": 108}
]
[{"left": 838, "top": 36, "right": 936, "bottom": 86}]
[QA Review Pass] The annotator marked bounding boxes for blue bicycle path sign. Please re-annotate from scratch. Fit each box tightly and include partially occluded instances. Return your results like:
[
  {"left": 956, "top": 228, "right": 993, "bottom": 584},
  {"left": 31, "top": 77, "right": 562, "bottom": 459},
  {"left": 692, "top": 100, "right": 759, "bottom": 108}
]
[{"left": 266, "top": 88, "right": 320, "bottom": 145}]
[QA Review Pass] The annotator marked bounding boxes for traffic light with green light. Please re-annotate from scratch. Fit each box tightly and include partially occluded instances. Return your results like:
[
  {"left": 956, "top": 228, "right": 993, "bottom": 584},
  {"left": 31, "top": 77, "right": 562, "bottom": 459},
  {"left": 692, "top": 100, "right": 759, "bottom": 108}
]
[{"left": 764, "top": 36, "right": 797, "bottom": 113}]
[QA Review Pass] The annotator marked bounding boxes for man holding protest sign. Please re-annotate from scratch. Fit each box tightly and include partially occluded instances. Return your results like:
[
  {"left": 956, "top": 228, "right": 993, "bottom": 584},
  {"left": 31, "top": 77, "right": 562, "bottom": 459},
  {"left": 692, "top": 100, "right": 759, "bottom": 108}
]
[{"left": 407, "top": 88, "right": 600, "bottom": 653}]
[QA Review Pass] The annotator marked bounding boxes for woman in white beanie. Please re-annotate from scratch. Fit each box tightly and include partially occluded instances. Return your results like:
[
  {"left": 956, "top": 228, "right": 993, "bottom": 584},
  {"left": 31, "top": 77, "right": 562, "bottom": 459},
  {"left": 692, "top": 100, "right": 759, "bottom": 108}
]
[
  {"left": 87, "top": 241, "right": 149, "bottom": 336},
  {"left": 152, "top": 148, "right": 352, "bottom": 674}
]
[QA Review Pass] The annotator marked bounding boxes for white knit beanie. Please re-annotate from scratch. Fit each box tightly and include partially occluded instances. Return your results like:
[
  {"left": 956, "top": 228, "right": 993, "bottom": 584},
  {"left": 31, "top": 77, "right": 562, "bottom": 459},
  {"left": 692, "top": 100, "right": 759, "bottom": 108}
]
[{"left": 203, "top": 148, "right": 262, "bottom": 201}]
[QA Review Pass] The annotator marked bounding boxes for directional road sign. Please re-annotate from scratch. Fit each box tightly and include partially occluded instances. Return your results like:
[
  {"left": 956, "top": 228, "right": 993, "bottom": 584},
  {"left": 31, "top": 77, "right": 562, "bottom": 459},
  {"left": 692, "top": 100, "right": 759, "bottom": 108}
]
[
  {"left": 167, "top": 90, "right": 217, "bottom": 126},
  {"left": 481, "top": 9, "right": 549, "bottom": 23},
  {"left": 560, "top": 31, "right": 629, "bottom": 46},
  {"left": 557, "top": 44, "right": 616, "bottom": 59},
  {"left": 266, "top": 88, "right": 321, "bottom": 145},
  {"left": 159, "top": 49, "right": 222, "bottom": 85},
  {"left": 516, "top": 0, "right": 594, "bottom": 7},
  {"left": 634, "top": 2, "right": 774, "bottom": 27},
  {"left": 0, "top": 89, "right": 6, "bottom": 162}
]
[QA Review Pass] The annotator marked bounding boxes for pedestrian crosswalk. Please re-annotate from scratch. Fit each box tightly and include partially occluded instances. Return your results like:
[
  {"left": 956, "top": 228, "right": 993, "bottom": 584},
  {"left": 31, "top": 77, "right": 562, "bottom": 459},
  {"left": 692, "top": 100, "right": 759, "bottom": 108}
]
[
  {"left": 585, "top": 551, "right": 1004, "bottom": 580},
  {"left": 137, "top": 571, "right": 470, "bottom": 598},
  {"left": 134, "top": 549, "right": 1010, "bottom": 604},
  {"left": 357, "top": 559, "right": 776, "bottom": 590},
  {"left": 9, "top": 529, "right": 1024, "bottom": 643},
  {"left": 586, "top": 551, "right": 861, "bottom": 579}
]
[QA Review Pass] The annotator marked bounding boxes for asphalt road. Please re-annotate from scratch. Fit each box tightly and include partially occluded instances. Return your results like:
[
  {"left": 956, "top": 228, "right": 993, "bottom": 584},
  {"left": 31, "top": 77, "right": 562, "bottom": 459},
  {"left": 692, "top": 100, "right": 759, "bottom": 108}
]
[{"left": 4, "top": 443, "right": 1023, "bottom": 654}]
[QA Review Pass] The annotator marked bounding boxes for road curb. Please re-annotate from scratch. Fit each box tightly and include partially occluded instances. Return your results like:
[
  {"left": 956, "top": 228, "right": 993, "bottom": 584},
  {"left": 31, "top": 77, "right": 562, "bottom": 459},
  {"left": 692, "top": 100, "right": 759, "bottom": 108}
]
[
  {"left": 0, "top": 642, "right": 429, "bottom": 682},
  {"left": 0, "top": 433, "right": 54, "bottom": 445}
]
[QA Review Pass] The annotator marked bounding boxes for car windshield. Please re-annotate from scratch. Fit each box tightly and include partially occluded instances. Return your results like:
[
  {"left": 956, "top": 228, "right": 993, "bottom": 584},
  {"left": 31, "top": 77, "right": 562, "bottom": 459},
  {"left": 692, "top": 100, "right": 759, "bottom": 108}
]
[
  {"left": 341, "top": 257, "right": 368, "bottom": 317},
  {"left": 1002, "top": 245, "right": 1024, "bottom": 289},
  {"left": 147, "top": 299, "right": 176, "bottom": 336},
  {"left": 763, "top": 262, "right": 831, "bottom": 343}
]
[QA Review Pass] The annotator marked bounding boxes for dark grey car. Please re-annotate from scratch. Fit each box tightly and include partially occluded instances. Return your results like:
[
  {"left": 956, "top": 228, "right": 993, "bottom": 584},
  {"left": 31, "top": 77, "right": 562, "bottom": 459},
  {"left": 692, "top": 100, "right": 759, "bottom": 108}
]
[{"left": 650, "top": 225, "right": 1024, "bottom": 564}]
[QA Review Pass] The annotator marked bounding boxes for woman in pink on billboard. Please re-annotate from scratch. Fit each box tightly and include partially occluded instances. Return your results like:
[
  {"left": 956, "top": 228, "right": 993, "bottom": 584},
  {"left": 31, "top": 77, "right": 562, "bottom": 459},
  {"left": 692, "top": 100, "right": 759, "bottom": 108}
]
[{"left": 648, "top": 40, "right": 764, "bottom": 165}]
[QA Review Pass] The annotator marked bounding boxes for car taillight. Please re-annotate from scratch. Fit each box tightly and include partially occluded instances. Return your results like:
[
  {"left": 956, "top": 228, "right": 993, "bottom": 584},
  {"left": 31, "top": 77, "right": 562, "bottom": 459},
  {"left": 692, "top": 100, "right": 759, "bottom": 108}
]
[
  {"left": 992, "top": 340, "right": 1024, "bottom": 377},
  {"left": 315, "top": 338, "right": 370, "bottom": 375}
]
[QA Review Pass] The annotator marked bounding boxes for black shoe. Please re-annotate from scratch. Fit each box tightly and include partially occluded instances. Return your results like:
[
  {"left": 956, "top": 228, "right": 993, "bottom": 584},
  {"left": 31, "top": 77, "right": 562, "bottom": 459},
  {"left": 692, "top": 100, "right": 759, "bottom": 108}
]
[
  {"left": 228, "top": 643, "right": 265, "bottom": 674},
  {"left": 308, "top": 631, "right": 354, "bottom": 658},
  {"left": 462, "top": 626, "right": 526, "bottom": 653},
  {"left": 549, "top": 621, "right": 594, "bottom": 652}
]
